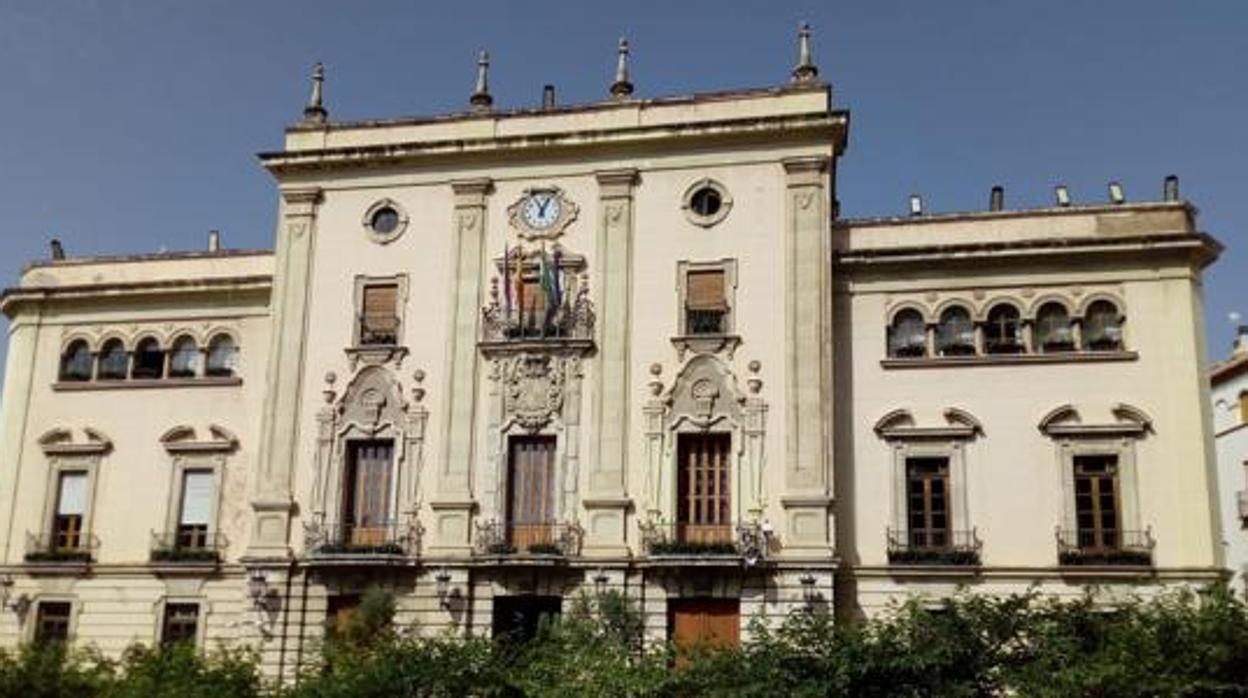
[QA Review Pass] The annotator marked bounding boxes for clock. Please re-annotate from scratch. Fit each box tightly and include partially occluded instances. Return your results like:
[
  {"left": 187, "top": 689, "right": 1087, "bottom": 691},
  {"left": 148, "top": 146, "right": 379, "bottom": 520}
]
[
  {"left": 508, "top": 187, "right": 579, "bottom": 241},
  {"left": 521, "top": 191, "right": 562, "bottom": 230}
]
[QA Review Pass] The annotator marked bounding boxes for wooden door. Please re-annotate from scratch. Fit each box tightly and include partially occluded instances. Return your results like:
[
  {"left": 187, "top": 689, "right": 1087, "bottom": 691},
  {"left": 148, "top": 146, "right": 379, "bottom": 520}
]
[
  {"left": 677, "top": 433, "right": 732, "bottom": 544},
  {"left": 669, "top": 598, "right": 740, "bottom": 653},
  {"left": 507, "top": 436, "right": 557, "bottom": 551},
  {"left": 344, "top": 441, "right": 393, "bottom": 546}
]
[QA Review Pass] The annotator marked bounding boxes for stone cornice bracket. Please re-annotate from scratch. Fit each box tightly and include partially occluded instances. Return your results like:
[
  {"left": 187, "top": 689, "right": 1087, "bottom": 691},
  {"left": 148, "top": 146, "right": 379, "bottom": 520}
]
[
  {"left": 302, "top": 62, "right": 327, "bottom": 124},
  {"left": 782, "top": 155, "right": 830, "bottom": 182},
  {"left": 451, "top": 177, "right": 494, "bottom": 205},
  {"left": 469, "top": 50, "right": 493, "bottom": 113},
  {"left": 790, "top": 22, "right": 819, "bottom": 84},
  {"left": 609, "top": 37, "right": 634, "bottom": 99},
  {"left": 595, "top": 169, "right": 639, "bottom": 198},
  {"left": 280, "top": 187, "right": 324, "bottom": 216}
]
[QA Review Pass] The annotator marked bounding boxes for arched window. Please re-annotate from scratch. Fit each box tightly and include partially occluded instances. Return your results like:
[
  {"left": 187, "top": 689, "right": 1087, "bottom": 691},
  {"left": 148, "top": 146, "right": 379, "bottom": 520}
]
[
  {"left": 984, "top": 304, "right": 1022, "bottom": 354},
  {"left": 131, "top": 337, "right": 165, "bottom": 379},
  {"left": 1082, "top": 300, "right": 1123, "bottom": 351},
  {"left": 887, "top": 309, "right": 927, "bottom": 358},
  {"left": 168, "top": 336, "right": 200, "bottom": 378},
  {"left": 58, "top": 341, "right": 92, "bottom": 382},
  {"left": 97, "top": 339, "right": 128, "bottom": 380},
  {"left": 1035, "top": 302, "right": 1074, "bottom": 352},
  {"left": 936, "top": 306, "right": 976, "bottom": 357},
  {"left": 205, "top": 334, "right": 238, "bottom": 378}
]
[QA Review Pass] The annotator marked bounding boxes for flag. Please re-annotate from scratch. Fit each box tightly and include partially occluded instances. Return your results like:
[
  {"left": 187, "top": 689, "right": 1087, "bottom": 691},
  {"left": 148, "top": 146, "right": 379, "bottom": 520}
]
[{"left": 503, "top": 240, "right": 512, "bottom": 317}]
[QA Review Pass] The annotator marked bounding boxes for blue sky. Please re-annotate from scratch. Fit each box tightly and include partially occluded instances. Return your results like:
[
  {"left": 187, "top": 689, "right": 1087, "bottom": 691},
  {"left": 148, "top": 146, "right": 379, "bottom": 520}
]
[{"left": 0, "top": 1, "right": 1245, "bottom": 388}]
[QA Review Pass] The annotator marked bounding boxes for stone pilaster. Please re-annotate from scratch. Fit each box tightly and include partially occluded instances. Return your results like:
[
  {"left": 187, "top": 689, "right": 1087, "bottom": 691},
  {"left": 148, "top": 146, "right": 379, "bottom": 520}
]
[
  {"left": 430, "top": 178, "right": 492, "bottom": 553},
  {"left": 246, "top": 186, "right": 322, "bottom": 560},
  {"left": 0, "top": 313, "right": 42, "bottom": 562},
  {"left": 584, "top": 169, "right": 638, "bottom": 555},
  {"left": 779, "top": 157, "right": 834, "bottom": 556}
]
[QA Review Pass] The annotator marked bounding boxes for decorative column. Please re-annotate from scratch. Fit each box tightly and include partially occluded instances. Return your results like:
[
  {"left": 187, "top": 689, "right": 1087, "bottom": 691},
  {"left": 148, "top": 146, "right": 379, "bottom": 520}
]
[
  {"left": 584, "top": 169, "right": 638, "bottom": 555},
  {"left": 779, "top": 157, "right": 834, "bottom": 557},
  {"left": 404, "top": 370, "right": 430, "bottom": 553},
  {"left": 741, "top": 360, "right": 769, "bottom": 520},
  {"left": 642, "top": 364, "right": 666, "bottom": 522},
  {"left": 246, "top": 186, "right": 322, "bottom": 560},
  {"left": 430, "top": 178, "right": 492, "bottom": 553}
]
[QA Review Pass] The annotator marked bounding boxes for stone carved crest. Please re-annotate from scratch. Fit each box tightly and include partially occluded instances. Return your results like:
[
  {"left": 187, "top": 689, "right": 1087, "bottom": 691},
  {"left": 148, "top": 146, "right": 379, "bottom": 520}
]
[
  {"left": 502, "top": 354, "right": 567, "bottom": 431},
  {"left": 338, "top": 366, "right": 405, "bottom": 436}
]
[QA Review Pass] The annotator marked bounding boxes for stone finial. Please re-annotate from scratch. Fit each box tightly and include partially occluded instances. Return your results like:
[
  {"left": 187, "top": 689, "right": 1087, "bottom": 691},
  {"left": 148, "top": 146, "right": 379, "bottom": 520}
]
[
  {"left": 610, "top": 37, "right": 634, "bottom": 99},
  {"left": 412, "top": 369, "right": 427, "bottom": 403},
  {"left": 303, "top": 62, "right": 328, "bottom": 123},
  {"left": 322, "top": 371, "right": 337, "bottom": 404},
  {"left": 647, "top": 363, "right": 663, "bottom": 396},
  {"left": 791, "top": 22, "right": 819, "bottom": 84},
  {"left": 747, "top": 360, "right": 763, "bottom": 395},
  {"left": 469, "top": 50, "right": 494, "bottom": 112}
]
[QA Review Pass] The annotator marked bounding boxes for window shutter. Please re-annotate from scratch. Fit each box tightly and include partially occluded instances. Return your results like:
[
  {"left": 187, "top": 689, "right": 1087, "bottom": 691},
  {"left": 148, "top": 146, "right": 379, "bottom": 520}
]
[
  {"left": 362, "top": 284, "right": 398, "bottom": 320},
  {"left": 56, "top": 472, "right": 87, "bottom": 516},
  {"left": 686, "top": 270, "right": 726, "bottom": 310},
  {"left": 179, "top": 470, "right": 214, "bottom": 525}
]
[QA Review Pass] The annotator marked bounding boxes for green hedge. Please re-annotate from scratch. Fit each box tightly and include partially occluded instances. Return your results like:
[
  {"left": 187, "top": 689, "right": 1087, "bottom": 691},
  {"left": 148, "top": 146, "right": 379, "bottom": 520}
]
[{"left": 3, "top": 586, "right": 1246, "bottom": 698}]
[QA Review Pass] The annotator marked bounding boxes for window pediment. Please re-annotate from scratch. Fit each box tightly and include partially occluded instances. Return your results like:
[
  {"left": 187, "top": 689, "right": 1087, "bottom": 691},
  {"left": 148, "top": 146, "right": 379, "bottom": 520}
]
[
  {"left": 873, "top": 408, "right": 982, "bottom": 441},
  {"left": 38, "top": 428, "right": 112, "bottom": 456},
  {"left": 159, "top": 425, "right": 239, "bottom": 454},
  {"left": 1038, "top": 403, "right": 1151, "bottom": 438}
]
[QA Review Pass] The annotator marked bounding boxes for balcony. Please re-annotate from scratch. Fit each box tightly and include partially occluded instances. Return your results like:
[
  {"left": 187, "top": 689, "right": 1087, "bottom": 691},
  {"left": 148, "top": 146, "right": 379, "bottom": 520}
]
[
  {"left": 640, "top": 521, "right": 770, "bottom": 566},
  {"left": 303, "top": 520, "right": 422, "bottom": 564},
  {"left": 1056, "top": 528, "right": 1154, "bottom": 567},
  {"left": 474, "top": 520, "right": 583, "bottom": 558},
  {"left": 149, "top": 530, "right": 226, "bottom": 565},
  {"left": 479, "top": 277, "right": 595, "bottom": 356},
  {"left": 358, "top": 315, "right": 401, "bottom": 347},
  {"left": 24, "top": 531, "right": 98, "bottom": 565},
  {"left": 886, "top": 528, "right": 982, "bottom": 566}
]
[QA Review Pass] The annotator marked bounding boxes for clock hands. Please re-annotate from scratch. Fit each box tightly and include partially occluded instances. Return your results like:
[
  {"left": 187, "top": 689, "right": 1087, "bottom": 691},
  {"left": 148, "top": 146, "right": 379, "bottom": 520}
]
[{"left": 535, "top": 194, "right": 552, "bottom": 219}]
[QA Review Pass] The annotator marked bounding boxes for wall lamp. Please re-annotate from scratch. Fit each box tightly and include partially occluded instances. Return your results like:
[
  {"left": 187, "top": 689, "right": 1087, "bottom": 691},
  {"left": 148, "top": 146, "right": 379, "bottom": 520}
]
[
  {"left": 798, "top": 570, "right": 818, "bottom": 607},
  {"left": 0, "top": 576, "right": 31, "bottom": 618},
  {"left": 592, "top": 568, "right": 610, "bottom": 596},
  {"left": 434, "top": 567, "right": 454, "bottom": 609}
]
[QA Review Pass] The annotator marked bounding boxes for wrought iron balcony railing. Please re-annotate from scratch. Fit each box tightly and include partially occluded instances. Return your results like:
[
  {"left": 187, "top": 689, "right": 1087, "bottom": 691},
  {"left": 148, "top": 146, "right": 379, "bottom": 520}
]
[
  {"left": 640, "top": 521, "right": 771, "bottom": 564},
  {"left": 886, "top": 528, "right": 982, "bottom": 566},
  {"left": 1056, "top": 527, "right": 1154, "bottom": 567},
  {"left": 358, "top": 315, "right": 401, "bottom": 347},
  {"left": 685, "top": 308, "right": 728, "bottom": 335},
  {"left": 474, "top": 519, "right": 583, "bottom": 557},
  {"left": 480, "top": 279, "right": 595, "bottom": 343},
  {"left": 24, "top": 531, "right": 99, "bottom": 564},
  {"left": 150, "top": 530, "right": 227, "bottom": 564},
  {"left": 303, "top": 520, "right": 422, "bottom": 559}
]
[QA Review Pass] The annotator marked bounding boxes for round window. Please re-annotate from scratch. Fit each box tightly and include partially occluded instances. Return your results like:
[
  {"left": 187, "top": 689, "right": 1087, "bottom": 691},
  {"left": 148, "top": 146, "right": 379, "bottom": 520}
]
[
  {"left": 361, "top": 199, "right": 408, "bottom": 244},
  {"left": 370, "top": 207, "right": 400, "bottom": 235},
  {"left": 681, "top": 179, "right": 732, "bottom": 227},
  {"left": 689, "top": 187, "right": 722, "bottom": 217}
]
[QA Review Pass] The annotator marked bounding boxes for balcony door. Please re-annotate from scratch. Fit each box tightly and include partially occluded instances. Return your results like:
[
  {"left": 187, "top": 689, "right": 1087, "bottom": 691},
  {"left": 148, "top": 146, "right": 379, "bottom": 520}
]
[
  {"left": 343, "top": 440, "right": 394, "bottom": 546},
  {"left": 1074, "top": 455, "right": 1120, "bottom": 550},
  {"left": 676, "top": 433, "right": 732, "bottom": 545},
  {"left": 507, "top": 435, "right": 557, "bottom": 551},
  {"left": 905, "top": 457, "right": 950, "bottom": 549}
]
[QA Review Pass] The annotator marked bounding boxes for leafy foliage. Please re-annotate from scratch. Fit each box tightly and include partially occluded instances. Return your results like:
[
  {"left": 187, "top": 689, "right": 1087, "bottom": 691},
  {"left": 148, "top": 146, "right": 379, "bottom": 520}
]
[{"left": 3, "top": 586, "right": 1247, "bottom": 697}]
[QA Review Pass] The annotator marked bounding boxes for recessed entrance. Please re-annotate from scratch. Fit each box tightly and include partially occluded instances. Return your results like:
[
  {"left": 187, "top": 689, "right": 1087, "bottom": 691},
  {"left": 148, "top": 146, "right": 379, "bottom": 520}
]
[
  {"left": 492, "top": 595, "right": 562, "bottom": 643},
  {"left": 667, "top": 597, "right": 740, "bottom": 651}
]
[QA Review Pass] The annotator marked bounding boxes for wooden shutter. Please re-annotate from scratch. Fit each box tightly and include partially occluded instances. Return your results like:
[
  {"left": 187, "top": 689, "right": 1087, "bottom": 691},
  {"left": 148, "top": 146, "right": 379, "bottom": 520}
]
[
  {"left": 686, "top": 270, "right": 726, "bottom": 310},
  {"left": 905, "top": 458, "right": 949, "bottom": 548},
  {"left": 507, "top": 436, "right": 556, "bottom": 550},
  {"left": 677, "top": 433, "right": 732, "bottom": 545},
  {"left": 362, "top": 284, "right": 397, "bottom": 320},
  {"left": 345, "top": 441, "right": 393, "bottom": 546}
]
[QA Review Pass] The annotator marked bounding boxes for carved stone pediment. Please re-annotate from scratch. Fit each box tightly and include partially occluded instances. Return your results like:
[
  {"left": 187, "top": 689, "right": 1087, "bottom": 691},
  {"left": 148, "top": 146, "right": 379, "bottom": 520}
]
[
  {"left": 338, "top": 366, "right": 406, "bottom": 436},
  {"left": 665, "top": 355, "right": 744, "bottom": 430},
  {"left": 502, "top": 354, "right": 567, "bottom": 431}
]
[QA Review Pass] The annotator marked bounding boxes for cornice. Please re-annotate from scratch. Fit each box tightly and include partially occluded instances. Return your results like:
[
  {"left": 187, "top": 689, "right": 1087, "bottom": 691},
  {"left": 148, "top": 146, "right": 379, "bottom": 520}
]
[
  {"left": 835, "top": 232, "right": 1220, "bottom": 270},
  {"left": 1, "top": 275, "right": 272, "bottom": 318},
  {"left": 260, "top": 111, "right": 846, "bottom": 175}
]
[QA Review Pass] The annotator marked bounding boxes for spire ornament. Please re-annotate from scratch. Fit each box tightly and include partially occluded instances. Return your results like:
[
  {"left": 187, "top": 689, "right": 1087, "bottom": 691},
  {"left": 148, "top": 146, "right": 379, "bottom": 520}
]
[
  {"left": 790, "top": 22, "right": 819, "bottom": 84},
  {"left": 302, "top": 62, "right": 327, "bottom": 123},
  {"left": 469, "top": 50, "right": 494, "bottom": 112},
  {"left": 610, "top": 37, "right": 634, "bottom": 99}
]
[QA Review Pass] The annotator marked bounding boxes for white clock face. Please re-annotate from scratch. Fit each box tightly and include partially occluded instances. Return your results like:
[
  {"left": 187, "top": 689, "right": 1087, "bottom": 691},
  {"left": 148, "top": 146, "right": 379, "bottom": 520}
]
[{"left": 522, "top": 191, "right": 562, "bottom": 229}]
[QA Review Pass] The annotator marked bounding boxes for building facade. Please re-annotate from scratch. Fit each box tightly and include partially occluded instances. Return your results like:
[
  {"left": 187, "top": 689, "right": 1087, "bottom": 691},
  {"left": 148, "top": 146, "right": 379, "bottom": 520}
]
[
  {"left": 1210, "top": 329, "right": 1248, "bottom": 592},
  {"left": 0, "top": 31, "right": 1228, "bottom": 681}
]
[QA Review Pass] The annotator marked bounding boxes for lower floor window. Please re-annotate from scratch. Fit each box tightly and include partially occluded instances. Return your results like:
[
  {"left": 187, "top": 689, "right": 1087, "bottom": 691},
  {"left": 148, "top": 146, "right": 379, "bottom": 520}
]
[
  {"left": 491, "top": 595, "right": 561, "bottom": 644},
  {"left": 161, "top": 603, "right": 199, "bottom": 646},
  {"left": 34, "top": 601, "right": 71, "bottom": 644}
]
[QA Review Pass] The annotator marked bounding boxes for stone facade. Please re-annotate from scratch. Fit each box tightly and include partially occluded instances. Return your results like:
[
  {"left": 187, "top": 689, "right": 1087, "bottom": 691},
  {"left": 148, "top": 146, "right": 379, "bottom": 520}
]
[
  {"left": 1210, "top": 331, "right": 1248, "bottom": 593},
  {"left": 0, "top": 43, "right": 1228, "bottom": 682}
]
